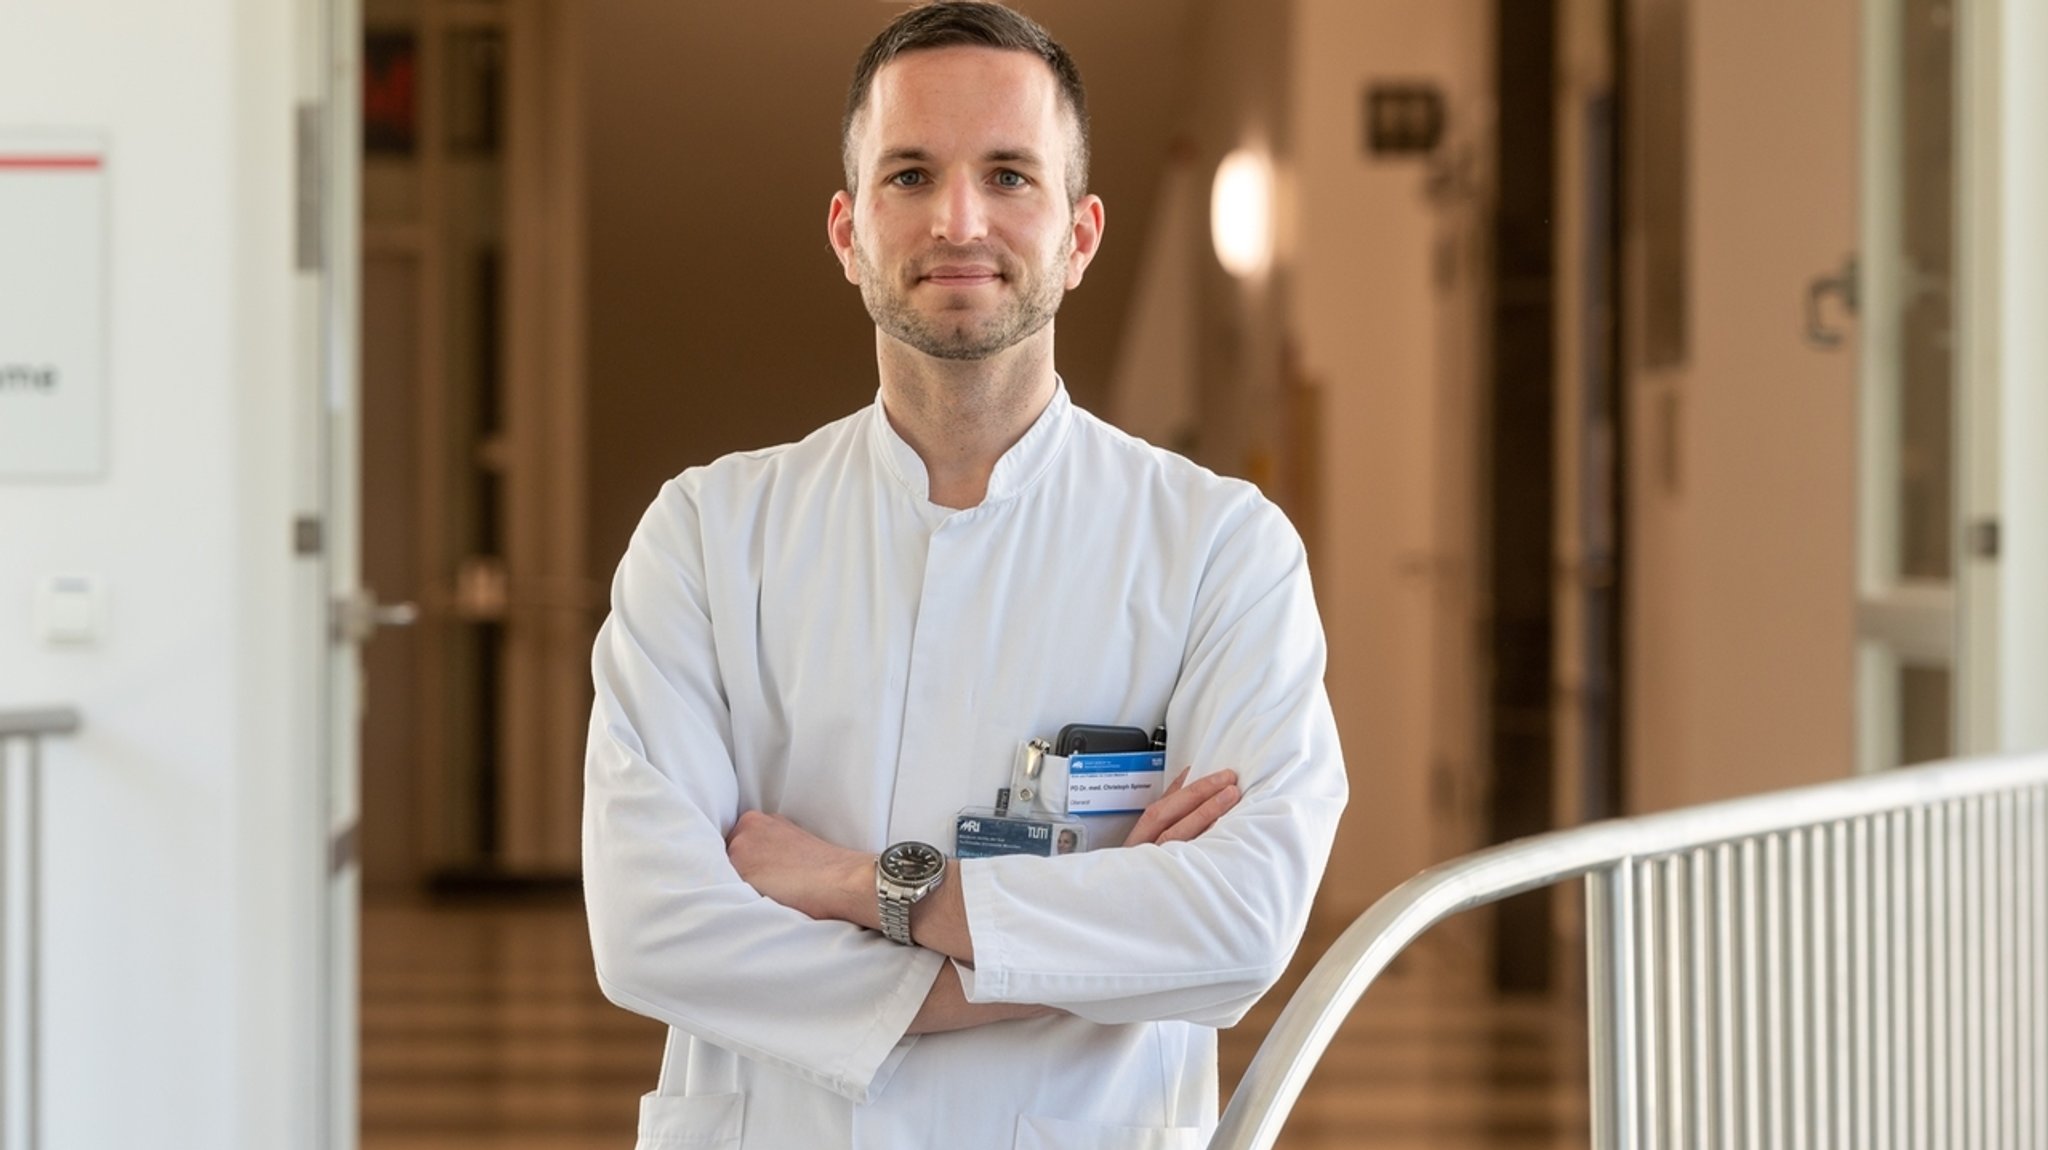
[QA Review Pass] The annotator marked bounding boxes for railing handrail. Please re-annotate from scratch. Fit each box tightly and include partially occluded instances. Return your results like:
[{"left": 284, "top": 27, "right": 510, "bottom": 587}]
[
  {"left": 1210, "top": 751, "right": 2048, "bottom": 1150},
  {"left": 0, "top": 709, "right": 80, "bottom": 740},
  {"left": 1, "top": 704, "right": 78, "bottom": 1150}
]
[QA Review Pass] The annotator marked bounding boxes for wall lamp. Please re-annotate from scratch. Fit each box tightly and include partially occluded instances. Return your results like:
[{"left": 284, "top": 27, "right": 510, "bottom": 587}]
[{"left": 1210, "top": 148, "right": 1274, "bottom": 279}]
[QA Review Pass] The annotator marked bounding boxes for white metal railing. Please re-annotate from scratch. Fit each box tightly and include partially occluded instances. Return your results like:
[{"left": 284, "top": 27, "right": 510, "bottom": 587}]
[
  {"left": 0, "top": 708, "right": 79, "bottom": 1150},
  {"left": 1212, "top": 752, "right": 2048, "bottom": 1150}
]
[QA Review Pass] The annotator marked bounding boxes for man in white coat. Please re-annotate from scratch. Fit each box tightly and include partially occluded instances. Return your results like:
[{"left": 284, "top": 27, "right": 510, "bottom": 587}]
[{"left": 582, "top": 3, "right": 1348, "bottom": 1147}]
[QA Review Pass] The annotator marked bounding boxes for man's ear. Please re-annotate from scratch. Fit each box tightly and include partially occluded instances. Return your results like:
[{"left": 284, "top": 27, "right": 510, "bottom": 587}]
[
  {"left": 1065, "top": 194, "right": 1105, "bottom": 290},
  {"left": 827, "top": 191, "right": 860, "bottom": 285}
]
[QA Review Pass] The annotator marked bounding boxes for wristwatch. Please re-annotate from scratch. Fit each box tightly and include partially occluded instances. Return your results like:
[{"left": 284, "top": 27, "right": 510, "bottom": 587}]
[{"left": 875, "top": 841, "right": 946, "bottom": 946}]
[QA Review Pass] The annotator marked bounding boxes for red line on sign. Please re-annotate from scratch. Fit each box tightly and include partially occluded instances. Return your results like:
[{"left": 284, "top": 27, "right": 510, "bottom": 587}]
[{"left": 0, "top": 156, "right": 103, "bottom": 170}]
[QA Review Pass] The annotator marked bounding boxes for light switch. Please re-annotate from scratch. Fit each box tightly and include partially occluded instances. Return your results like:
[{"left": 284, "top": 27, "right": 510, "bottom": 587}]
[{"left": 35, "top": 573, "right": 105, "bottom": 645}]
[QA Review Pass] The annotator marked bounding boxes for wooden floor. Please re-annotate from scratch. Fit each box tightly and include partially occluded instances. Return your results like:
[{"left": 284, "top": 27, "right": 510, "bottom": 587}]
[{"left": 362, "top": 900, "right": 1590, "bottom": 1149}]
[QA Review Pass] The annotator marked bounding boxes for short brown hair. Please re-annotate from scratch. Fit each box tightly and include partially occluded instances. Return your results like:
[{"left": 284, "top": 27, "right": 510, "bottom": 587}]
[{"left": 841, "top": 1, "right": 1090, "bottom": 203}]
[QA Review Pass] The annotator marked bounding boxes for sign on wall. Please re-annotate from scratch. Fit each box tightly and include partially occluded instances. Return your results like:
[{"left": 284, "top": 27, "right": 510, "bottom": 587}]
[{"left": 0, "top": 135, "right": 107, "bottom": 480}]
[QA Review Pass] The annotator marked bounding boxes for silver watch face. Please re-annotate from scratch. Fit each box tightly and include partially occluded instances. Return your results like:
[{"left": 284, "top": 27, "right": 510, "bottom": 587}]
[{"left": 879, "top": 841, "right": 945, "bottom": 886}]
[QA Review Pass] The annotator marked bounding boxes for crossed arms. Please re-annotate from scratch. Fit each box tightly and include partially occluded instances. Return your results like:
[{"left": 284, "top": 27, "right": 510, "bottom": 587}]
[{"left": 723, "top": 765, "right": 1244, "bottom": 1034}]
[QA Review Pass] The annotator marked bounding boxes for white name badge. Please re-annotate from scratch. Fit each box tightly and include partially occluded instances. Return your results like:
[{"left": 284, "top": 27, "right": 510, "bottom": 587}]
[{"left": 1064, "top": 751, "right": 1168, "bottom": 815}]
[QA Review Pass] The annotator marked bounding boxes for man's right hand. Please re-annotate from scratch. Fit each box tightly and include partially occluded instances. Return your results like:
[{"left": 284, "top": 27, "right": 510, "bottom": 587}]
[{"left": 1122, "top": 767, "right": 1240, "bottom": 847}]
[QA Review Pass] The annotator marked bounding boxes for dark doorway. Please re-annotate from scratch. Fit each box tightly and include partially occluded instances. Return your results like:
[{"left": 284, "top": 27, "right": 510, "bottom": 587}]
[
  {"left": 1483, "top": 0, "right": 1629, "bottom": 995},
  {"left": 1484, "top": 0, "right": 1560, "bottom": 995}
]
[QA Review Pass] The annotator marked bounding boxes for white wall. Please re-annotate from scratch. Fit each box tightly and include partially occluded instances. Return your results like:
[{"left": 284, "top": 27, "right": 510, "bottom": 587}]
[{"left": 0, "top": 0, "right": 317, "bottom": 1146}]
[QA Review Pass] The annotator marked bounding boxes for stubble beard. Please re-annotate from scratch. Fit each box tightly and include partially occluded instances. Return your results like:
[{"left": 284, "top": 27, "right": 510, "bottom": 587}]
[{"left": 854, "top": 232, "right": 1071, "bottom": 362}]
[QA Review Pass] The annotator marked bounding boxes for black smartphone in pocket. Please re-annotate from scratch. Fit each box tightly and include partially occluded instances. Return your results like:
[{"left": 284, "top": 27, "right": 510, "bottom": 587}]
[{"left": 1054, "top": 723, "right": 1155, "bottom": 756}]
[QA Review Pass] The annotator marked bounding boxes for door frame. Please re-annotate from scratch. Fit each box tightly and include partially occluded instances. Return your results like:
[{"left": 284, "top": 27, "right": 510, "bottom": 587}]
[
  {"left": 1982, "top": 0, "right": 2048, "bottom": 751},
  {"left": 313, "top": 0, "right": 365, "bottom": 1143},
  {"left": 1857, "top": 0, "right": 2048, "bottom": 769}
]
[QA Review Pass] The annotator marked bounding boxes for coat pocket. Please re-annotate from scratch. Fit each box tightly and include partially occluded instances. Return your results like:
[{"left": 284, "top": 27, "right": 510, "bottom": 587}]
[
  {"left": 634, "top": 1091, "right": 745, "bottom": 1148},
  {"left": 1013, "top": 1114, "right": 1204, "bottom": 1150}
]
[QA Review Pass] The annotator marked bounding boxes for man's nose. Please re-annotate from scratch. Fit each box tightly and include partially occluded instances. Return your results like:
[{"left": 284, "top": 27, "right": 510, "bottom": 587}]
[{"left": 931, "top": 178, "right": 989, "bottom": 244}]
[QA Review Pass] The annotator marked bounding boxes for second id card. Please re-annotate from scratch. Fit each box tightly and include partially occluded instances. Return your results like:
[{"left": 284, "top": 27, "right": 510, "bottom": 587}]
[
  {"left": 1064, "top": 750, "right": 1169, "bottom": 815},
  {"left": 955, "top": 808, "right": 1085, "bottom": 858}
]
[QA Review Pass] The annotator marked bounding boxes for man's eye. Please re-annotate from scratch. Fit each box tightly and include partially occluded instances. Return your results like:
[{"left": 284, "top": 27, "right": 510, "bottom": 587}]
[
  {"left": 994, "top": 170, "right": 1027, "bottom": 188},
  {"left": 889, "top": 170, "right": 926, "bottom": 188}
]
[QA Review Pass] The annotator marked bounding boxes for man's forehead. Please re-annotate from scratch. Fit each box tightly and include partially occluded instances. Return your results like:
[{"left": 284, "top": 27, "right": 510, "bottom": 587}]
[
  {"left": 854, "top": 46, "right": 1076, "bottom": 165},
  {"left": 861, "top": 48, "right": 1064, "bottom": 131}
]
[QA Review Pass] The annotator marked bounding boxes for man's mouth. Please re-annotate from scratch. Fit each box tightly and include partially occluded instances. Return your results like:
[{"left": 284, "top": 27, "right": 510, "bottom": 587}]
[{"left": 920, "top": 265, "right": 1004, "bottom": 287}]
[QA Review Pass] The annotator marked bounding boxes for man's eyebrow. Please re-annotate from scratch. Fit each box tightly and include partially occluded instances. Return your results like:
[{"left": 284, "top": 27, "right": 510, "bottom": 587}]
[
  {"left": 876, "top": 146, "right": 934, "bottom": 167},
  {"left": 872, "top": 146, "right": 1047, "bottom": 168}
]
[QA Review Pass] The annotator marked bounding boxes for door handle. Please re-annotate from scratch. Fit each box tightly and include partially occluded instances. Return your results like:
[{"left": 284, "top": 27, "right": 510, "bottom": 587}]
[
  {"left": 1805, "top": 254, "right": 1859, "bottom": 350},
  {"left": 330, "top": 588, "right": 420, "bottom": 644}
]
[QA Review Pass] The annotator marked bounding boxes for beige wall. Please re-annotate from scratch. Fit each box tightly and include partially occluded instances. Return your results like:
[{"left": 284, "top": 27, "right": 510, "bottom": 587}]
[
  {"left": 581, "top": 2, "right": 890, "bottom": 576},
  {"left": 1290, "top": 0, "right": 1493, "bottom": 921},
  {"left": 1624, "top": 0, "right": 1860, "bottom": 811},
  {"left": 1177, "top": 0, "right": 1294, "bottom": 482},
  {"left": 1104, "top": 0, "right": 1472, "bottom": 926}
]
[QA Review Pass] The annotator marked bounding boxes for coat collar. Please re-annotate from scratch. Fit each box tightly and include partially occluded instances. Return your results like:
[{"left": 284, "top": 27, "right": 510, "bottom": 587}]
[{"left": 868, "top": 379, "right": 1073, "bottom": 511}]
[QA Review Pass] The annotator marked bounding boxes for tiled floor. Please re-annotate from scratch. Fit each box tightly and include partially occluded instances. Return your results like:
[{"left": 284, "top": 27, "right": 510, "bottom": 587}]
[{"left": 361, "top": 901, "right": 1589, "bottom": 1149}]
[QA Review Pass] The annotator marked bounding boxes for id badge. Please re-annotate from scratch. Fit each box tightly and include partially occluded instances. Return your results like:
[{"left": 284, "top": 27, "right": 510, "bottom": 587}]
[
  {"left": 1064, "top": 750, "right": 1169, "bottom": 815},
  {"left": 954, "top": 807, "right": 1086, "bottom": 858}
]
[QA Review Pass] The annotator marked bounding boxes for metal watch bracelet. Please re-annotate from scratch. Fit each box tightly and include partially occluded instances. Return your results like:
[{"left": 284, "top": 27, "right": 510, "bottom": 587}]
[{"left": 879, "top": 889, "right": 916, "bottom": 945}]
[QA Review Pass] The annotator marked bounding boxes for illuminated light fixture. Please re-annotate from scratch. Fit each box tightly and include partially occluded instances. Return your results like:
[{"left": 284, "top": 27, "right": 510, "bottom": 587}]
[{"left": 1210, "top": 148, "right": 1274, "bottom": 279}]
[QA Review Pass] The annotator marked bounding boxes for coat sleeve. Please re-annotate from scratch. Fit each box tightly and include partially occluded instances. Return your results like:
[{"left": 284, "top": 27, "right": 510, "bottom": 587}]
[
  {"left": 955, "top": 494, "right": 1348, "bottom": 1027},
  {"left": 583, "top": 478, "right": 944, "bottom": 1103}
]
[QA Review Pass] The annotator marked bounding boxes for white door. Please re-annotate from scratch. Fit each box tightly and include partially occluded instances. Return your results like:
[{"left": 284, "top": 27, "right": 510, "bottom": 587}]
[
  {"left": 1852, "top": 0, "right": 1950, "bottom": 773},
  {"left": 1852, "top": 0, "right": 1993, "bottom": 771}
]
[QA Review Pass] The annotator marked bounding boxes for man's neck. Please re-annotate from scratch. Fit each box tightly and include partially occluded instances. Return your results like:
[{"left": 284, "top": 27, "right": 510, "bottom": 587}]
[{"left": 876, "top": 331, "right": 1059, "bottom": 510}]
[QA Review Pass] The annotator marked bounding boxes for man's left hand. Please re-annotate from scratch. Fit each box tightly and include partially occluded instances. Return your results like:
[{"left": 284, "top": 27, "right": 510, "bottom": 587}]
[{"left": 1123, "top": 767, "right": 1239, "bottom": 847}]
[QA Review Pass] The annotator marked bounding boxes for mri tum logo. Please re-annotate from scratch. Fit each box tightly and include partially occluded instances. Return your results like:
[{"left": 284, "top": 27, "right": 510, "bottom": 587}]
[{"left": 0, "top": 363, "right": 58, "bottom": 391}]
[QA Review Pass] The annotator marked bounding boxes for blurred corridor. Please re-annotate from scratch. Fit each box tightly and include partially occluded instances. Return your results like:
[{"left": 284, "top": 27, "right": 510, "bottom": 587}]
[
  {"left": 360, "top": 902, "right": 1590, "bottom": 1150},
  {"left": 5, "top": 0, "right": 2047, "bottom": 1144}
]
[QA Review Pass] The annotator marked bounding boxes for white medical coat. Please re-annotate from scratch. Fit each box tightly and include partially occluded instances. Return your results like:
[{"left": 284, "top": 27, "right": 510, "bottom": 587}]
[{"left": 584, "top": 385, "right": 1347, "bottom": 1150}]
